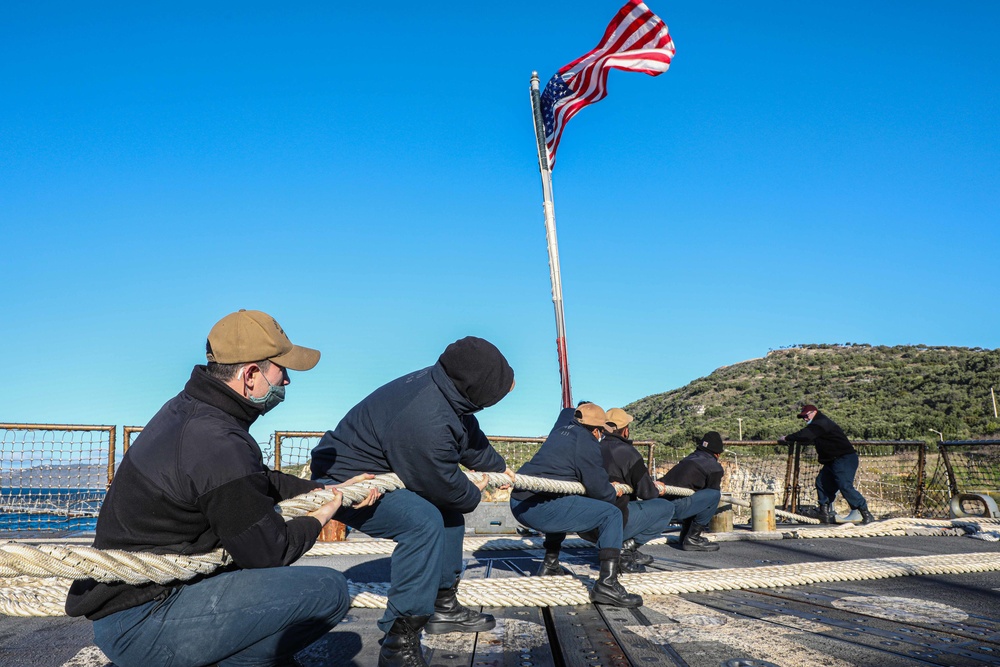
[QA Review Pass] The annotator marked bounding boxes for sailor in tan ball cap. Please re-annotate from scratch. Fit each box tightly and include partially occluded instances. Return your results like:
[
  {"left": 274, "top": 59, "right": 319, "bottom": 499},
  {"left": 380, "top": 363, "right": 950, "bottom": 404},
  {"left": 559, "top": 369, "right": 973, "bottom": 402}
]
[{"left": 67, "top": 309, "right": 377, "bottom": 667}]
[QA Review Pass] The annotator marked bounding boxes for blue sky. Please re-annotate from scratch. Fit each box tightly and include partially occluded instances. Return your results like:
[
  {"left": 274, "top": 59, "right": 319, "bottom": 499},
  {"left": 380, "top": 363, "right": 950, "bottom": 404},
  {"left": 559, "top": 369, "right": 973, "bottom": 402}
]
[{"left": 2, "top": 2, "right": 997, "bottom": 443}]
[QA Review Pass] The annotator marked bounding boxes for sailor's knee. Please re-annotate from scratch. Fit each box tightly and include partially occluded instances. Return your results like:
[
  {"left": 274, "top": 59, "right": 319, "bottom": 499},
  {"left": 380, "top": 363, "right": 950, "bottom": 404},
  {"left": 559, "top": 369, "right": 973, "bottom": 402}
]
[{"left": 314, "top": 568, "right": 351, "bottom": 621}]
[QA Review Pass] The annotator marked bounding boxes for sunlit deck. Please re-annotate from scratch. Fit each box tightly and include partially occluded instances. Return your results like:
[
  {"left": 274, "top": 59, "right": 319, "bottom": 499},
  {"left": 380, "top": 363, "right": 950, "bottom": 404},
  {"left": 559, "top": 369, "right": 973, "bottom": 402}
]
[{"left": 4, "top": 525, "right": 1000, "bottom": 667}]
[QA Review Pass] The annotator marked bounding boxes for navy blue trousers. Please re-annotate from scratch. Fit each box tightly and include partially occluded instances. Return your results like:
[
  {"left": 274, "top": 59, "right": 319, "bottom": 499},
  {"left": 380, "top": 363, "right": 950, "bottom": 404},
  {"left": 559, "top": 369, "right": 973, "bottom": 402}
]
[
  {"left": 335, "top": 488, "right": 464, "bottom": 632},
  {"left": 623, "top": 498, "right": 675, "bottom": 544},
  {"left": 816, "top": 452, "right": 868, "bottom": 510},
  {"left": 510, "top": 494, "right": 623, "bottom": 550},
  {"left": 93, "top": 566, "right": 350, "bottom": 667},
  {"left": 667, "top": 488, "right": 722, "bottom": 527},
  {"left": 625, "top": 488, "right": 721, "bottom": 543}
]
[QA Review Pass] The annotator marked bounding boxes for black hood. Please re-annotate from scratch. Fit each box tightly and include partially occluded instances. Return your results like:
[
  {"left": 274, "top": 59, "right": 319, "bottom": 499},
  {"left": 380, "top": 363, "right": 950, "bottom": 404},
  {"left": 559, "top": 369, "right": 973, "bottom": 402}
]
[{"left": 437, "top": 336, "right": 514, "bottom": 409}]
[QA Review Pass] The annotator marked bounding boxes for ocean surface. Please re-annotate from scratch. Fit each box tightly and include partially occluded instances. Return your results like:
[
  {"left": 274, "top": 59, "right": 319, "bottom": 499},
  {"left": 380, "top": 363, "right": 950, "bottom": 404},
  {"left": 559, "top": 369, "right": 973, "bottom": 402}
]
[{"left": 0, "top": 487, "right": 103, "bottom": 531}]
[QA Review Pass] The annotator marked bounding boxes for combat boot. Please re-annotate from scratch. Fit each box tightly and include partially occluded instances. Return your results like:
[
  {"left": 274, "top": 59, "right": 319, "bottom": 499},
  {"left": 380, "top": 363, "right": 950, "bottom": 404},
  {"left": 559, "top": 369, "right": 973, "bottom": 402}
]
[
  {"left": 378, "top": 615, "right": 430, "bottom": 667},
  {"left": 860, "top": 506, "right": 877, "bottom": 525},
  {"left": 622, "top": 538, "right": 654, "bottom": 566},
  {"left": 619, "top": 545, "right": 647, "bottom": 574},
  {"left": 424, "top": 580, "right": 495, "bottom": 634},
  {"left": 681, "top": 523, "right": 720, "bottom": 551},
  {"left": 816, "top": 503, "right": 835, "bottom": 524},
  {"left": 536, "top": 551, "right": 567, "bottom": 576},
  {"left": 589, "top": 556, "right": 643, "bottom": 608},
  {"left": 675, "top": 519, "right": 692, "bottom": 545}
]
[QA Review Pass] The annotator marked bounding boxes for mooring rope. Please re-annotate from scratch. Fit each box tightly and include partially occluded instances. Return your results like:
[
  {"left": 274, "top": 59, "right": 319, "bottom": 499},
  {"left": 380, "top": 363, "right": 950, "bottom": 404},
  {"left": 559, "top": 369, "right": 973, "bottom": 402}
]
[
  {"left": 279, "top": 472, "right": 818, "bottom": 525},
  {"left": 0, "top": 473, "right": 816, "bottom": 586},
  {"left": 3, "top": 471, "right": 993, "bottom": 617},
  {"left": 298, "top": 517, "right": 1000, "bottom": 556},
  {"left": 6, "top": 550, "right": 1000, "bottom": 618}
]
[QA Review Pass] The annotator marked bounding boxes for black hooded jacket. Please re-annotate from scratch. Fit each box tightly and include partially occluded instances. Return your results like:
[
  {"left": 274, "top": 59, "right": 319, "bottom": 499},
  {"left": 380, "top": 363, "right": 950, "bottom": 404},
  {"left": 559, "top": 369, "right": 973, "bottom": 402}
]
[
  {"left": 310, "top": 362, "right": 507, "bottom": 514},
  {"left": 65, "top": 366, "right": 323, "bottom": 620}
]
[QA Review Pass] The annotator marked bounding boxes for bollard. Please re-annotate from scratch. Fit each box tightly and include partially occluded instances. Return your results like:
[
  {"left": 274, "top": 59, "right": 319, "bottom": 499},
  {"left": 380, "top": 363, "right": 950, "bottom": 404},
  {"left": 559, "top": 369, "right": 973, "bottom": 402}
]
[
  {"left": 318, "top": 519, "right": 347, "bottom": 542},
  {"left": 750, "top": 492, "right": 776, "bottom": 532},
  {"left": 709, "top": 505, "right": 734, "bottom": 533}
]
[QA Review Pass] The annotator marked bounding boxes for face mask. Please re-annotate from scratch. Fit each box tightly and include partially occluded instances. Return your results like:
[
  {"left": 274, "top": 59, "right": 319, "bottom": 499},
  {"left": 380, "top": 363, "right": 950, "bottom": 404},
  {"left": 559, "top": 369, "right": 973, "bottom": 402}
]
[{"left": 246, "top": 368, "right": 286, "bottom": 414}]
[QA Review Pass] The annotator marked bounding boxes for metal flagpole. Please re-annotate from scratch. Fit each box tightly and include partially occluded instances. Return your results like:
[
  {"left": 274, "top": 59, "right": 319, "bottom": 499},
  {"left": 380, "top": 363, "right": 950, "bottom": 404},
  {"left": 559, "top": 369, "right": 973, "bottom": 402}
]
[{"left": 529, "top": 71, "right": 573, "bottom": 409}]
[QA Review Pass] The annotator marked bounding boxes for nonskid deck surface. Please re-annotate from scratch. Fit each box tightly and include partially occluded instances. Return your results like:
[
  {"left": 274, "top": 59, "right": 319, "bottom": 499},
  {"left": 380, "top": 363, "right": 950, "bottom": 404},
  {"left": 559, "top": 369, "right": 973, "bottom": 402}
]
[{"left": 3, "top": 532, "right": 1000, "bottom": 667}]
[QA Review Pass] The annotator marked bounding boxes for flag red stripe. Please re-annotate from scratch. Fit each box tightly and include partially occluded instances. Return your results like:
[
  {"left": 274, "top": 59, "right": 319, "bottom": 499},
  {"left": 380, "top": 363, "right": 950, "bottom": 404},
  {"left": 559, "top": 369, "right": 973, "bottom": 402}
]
[{"left": 543, "top": 0, "right": 675, "bottom": 167}]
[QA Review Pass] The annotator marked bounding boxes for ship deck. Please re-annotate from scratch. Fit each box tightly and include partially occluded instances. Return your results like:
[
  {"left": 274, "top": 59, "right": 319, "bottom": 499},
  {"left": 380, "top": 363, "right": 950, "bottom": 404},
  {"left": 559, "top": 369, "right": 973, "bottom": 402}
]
[{"left": 3, "top": 527, "right": 1000, "bottom": 667}]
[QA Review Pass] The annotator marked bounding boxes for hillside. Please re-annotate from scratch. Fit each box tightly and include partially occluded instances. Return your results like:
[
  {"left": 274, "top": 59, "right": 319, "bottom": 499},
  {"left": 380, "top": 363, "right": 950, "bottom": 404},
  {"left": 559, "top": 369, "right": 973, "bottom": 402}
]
[{"left": 627, "top": 344, "right": 1000, "bottom": 447}]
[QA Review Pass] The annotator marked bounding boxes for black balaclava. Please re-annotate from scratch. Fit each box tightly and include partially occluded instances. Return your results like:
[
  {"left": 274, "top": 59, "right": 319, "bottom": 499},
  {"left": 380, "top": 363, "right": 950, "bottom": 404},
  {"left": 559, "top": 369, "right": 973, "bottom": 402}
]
[{"left": 438, "top": 336, "right": 514, "bottom": 409}]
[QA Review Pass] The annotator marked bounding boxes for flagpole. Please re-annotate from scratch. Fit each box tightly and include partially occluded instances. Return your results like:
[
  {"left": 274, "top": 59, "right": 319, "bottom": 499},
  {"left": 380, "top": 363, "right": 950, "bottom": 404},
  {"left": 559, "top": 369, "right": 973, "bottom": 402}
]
[{"left": 529, "top": 72, "right": 573, "bottom": 409}]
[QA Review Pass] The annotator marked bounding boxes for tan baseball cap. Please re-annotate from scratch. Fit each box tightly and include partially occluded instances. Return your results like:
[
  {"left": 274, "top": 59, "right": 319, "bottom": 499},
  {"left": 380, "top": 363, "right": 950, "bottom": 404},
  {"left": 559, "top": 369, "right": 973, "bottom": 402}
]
[
  {"left": 605, "top": 408, "right": 633, "bottom": 431},
  {"left": 206, "top": 309, "right": 320, "bottom": 371},
  {"left": 574, "top": 403, "right": 609, "bottom": 430}
]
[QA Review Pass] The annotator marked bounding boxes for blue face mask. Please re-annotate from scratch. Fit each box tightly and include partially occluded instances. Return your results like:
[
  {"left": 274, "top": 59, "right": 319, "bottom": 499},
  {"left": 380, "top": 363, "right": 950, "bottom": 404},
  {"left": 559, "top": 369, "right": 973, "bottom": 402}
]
[{"left": 247, "top": 369, "right": 286, "bottom": 414}]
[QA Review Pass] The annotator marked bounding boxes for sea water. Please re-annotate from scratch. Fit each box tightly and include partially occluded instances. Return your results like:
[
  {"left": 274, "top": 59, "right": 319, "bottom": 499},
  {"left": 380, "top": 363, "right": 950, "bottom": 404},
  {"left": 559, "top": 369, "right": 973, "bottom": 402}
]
[{"left": 0, "top": 487, "right": 103, "bottom": 531}]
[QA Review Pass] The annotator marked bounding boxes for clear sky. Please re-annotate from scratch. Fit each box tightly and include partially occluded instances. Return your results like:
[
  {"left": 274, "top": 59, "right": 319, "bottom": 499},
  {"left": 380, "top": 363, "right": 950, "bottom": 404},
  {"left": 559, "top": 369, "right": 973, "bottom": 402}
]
[{"left": 2, "top": 2, "right": 997, "bottom": 445}]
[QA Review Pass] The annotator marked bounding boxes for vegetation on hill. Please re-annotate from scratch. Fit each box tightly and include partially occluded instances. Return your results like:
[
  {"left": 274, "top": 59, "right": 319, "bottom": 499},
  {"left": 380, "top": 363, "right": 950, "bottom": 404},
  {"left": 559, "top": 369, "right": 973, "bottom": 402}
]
[{"left": 627, "top": 344, "right": 1000, "bottom": 447}]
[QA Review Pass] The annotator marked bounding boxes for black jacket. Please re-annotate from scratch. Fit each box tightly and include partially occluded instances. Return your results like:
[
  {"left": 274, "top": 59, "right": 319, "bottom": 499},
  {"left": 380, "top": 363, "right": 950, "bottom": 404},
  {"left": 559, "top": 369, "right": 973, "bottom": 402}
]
[
  {"left": 599, "top": 432, "right": 659, "bottom": 526},
  {"left": 512, "top": 408, "right": 616, "bottom": 504},
  {"left": 659, "top": 448, "right": 724, "bottom": 496},
  {"left": 66, "top": 366, "right": 323, "bottom": 620},
  {"left": 310, "top": 362, "right": 506, "bottom": 514},
  {"left": 783, "top": 411, "right": 855, "bottom": 464}
]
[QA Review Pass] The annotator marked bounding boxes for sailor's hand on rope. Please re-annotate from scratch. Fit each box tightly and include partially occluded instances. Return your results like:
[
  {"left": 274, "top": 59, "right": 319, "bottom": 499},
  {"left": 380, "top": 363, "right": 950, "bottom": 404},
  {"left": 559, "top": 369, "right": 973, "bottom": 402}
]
[
  {"left": 470, "top": 472, "right": 490, "bottom": 491},
  {"left": 654, "top": 481, "right": 668, "bottom": 496},
  {"left": 503, "top": 467, "right": 517, "bottom": 487},
  {"left": 327, "top": 473, "right": 381, "bottom": 509},
  {"left": 307, "top": 488, "right": 344, "bottom": 526}
]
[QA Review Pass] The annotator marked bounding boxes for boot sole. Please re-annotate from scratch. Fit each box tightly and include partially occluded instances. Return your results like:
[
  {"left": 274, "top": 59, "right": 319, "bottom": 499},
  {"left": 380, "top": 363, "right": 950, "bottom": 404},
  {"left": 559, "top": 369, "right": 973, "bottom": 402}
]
[
  {"left": 681, "top": 543, "right": 720, "bottom": 552},
  {"left": 589, "top": 592, "right": 643, "bottom": 608},
  {"left": 424, "top": 618, "right": 496, "bottom": 635}
]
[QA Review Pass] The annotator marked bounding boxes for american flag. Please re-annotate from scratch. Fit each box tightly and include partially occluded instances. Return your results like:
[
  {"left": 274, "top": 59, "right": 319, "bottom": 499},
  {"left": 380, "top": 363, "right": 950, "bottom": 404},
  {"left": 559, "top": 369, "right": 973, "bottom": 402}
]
[{"left": 540, "top": 0, "right": 676, "bottom": 169}]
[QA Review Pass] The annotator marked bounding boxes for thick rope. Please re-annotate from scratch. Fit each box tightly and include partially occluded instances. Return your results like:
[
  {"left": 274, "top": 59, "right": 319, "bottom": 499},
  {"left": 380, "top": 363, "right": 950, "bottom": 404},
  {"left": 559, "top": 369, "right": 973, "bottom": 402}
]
[
  {"left": 0, "top": 473, "right": 814, "bottom": 586},
  {"left": 6, "top": 551, "right": 1000, "bottom": 617},
  {"left": 278, "top": 472, "right": 819, "bottom": 524},
  {"left": 300, "top": 517, "right": 1000, "bottom": 556}
]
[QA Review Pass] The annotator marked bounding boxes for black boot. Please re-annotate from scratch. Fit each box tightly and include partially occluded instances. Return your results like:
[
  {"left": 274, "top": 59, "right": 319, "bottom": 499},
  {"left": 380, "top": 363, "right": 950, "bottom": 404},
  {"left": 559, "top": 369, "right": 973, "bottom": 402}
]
[
  {"left": 378, "top": 615, "right": 430, "bottom": 667},
  {"left": 681, "top": 523, "right": 720, "bottom": 551},
  {"left": 622, "top": 538, "right": 653, "bottom": 566},
  {"left": 536, "top": 551, "right": 567, "bottom": 576},
  {"left": 424, "top": 580, "right": 496, "bottom": 634},
  {"left": 589, "top": 554, "right": 643, "bottom": 608},
  {"left": 676, "top": 519, "right": 692, "bottom": 545},
  {"left": 816, "top": 503, "right": 835, "bottom": 524},
  {"left": 619, "top": 545, "right": 647, "bottom": 574},
  {"left": 860, "top": 506, "right": 877, "bottom": 525}
]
